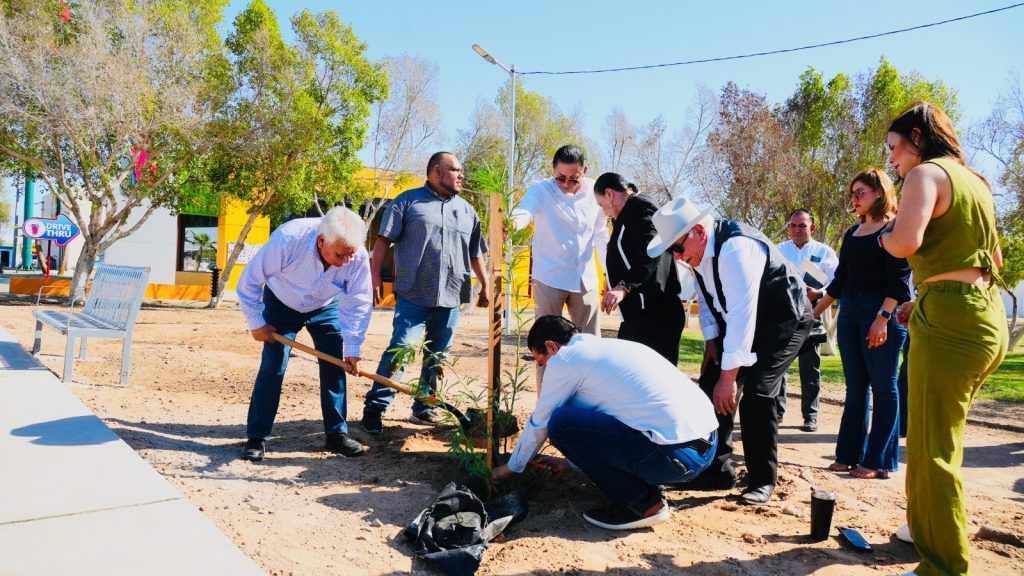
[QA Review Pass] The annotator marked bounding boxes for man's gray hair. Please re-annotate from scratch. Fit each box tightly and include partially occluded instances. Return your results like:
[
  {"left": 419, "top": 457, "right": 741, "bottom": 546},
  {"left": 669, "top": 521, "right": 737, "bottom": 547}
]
[{"left": 318, "top": 206, "right": 367, "bottom": 247}]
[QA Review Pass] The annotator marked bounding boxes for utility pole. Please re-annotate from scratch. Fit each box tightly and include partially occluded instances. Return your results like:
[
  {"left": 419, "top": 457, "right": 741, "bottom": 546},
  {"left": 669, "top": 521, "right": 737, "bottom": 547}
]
[
  {"left": 12, "top": 174, "right": 22, "bottom": 269},
  {"left": 20, "top": 169, "right": 34, "bottom": 270}
]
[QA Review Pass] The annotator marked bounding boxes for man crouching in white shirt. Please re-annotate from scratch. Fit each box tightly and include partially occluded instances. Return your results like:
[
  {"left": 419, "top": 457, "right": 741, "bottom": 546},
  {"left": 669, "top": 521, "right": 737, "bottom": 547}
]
[
  {"left": 492, "top": 315, "right": 719, "bottom": 531},
  {"left": 236, "top": 206, "right": 373, "bottom": 462}
]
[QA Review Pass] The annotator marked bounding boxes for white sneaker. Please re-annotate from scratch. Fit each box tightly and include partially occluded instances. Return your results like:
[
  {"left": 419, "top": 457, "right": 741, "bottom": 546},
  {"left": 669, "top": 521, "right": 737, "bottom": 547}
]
[
  {"left": 583, "top": 500, "right": 670, "bottom": 530},
  {"left": 895, "top": 523, "right": 914, "bottom": 544}
]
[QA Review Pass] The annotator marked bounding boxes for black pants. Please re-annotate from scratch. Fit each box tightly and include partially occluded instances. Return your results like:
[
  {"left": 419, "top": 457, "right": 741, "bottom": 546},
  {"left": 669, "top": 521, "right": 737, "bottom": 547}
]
[
  {"left": 780, "top": 338, "right": 822, "bottom": 423},
  {"left": 698, "top": 311, "right": 813, "bottom": 489},
  {"left": 618, "top": 297, "right": 686, "bottom": 364}
]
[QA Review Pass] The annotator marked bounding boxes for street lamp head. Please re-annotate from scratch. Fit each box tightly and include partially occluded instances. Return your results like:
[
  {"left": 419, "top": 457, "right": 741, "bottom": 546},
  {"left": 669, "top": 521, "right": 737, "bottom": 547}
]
[{"left": 472, "top": 44, "right": 498, "bottom": 65}]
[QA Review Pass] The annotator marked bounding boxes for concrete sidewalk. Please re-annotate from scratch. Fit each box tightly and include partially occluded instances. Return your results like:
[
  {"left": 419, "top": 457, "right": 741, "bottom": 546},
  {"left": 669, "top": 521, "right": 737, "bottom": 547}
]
[{"left": 0, "top": 326, "right": 263, "bottom": 575}]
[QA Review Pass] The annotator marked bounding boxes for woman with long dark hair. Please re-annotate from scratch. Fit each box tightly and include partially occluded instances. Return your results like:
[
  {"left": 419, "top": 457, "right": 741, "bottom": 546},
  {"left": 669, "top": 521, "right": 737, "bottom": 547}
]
[
  {"left": 593, "top": 173, "right": 686, "bottom": 363},
  {"left": 879, "top": 102, "right": 1008, "bottom": 576},
  {"left": 813, "top": 169, "right": 911, "bottom": 481}
]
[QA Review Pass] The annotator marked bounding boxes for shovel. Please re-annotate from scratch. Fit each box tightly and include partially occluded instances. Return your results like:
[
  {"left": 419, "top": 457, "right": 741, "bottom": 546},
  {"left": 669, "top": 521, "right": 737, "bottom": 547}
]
[{"left": 272, "top": 333, "right": 476, "bottom": 430}]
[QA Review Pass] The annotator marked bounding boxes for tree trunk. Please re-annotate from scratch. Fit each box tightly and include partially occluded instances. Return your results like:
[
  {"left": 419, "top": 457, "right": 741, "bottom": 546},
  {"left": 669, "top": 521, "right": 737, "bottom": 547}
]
[
  {"left": 68, "top": 241, "right": 99, "bottom": 305},
  {"left": 207, "top": 209, "right": 263, "bottom": 309}
]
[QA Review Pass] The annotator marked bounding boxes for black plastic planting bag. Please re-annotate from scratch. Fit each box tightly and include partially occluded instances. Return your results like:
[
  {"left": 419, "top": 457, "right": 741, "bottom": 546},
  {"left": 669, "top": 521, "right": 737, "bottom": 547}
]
[{"left": 403, "top": 482, "right": 526, "bottom": 576}]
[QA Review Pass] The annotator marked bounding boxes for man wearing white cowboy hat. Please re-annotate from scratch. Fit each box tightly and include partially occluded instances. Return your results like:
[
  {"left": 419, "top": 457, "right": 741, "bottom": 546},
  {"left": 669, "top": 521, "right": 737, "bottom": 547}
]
[{"left": 647, "top": 195, "right": 813, "bottom": 505}]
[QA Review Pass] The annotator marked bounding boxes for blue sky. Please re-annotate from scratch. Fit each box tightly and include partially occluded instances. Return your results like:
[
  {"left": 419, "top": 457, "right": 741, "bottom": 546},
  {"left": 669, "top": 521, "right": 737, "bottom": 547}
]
[
  {"left": 220, "top": 0, "right": 1023, "bottom": 161},
  {"left": 4, "top": 1, "right": 1022, "bottom": 230}
]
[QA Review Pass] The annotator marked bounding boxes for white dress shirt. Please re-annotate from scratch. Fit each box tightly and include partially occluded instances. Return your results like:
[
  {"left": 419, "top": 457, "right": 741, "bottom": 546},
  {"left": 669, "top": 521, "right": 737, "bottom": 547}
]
[
  {"left": 508, "top": 334, "right": 719, "bottom": 473},
  {"left": 237, "top": 218, "right": 373, "bottom": 358},
  {"left": 511, "top": 177, "right": 609, "bottom": 293},
  {"left": 776, "top": 239, "right": 839, "bottom": 288},
  {"left": 694, "top": 226, "right": 767, "bottom": 371}
]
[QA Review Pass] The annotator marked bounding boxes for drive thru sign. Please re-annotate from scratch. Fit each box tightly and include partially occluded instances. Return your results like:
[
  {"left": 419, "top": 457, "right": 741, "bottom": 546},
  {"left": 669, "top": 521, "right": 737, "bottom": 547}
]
[{"left": 23, "top": 214, "right": 81, "bottom": 247}]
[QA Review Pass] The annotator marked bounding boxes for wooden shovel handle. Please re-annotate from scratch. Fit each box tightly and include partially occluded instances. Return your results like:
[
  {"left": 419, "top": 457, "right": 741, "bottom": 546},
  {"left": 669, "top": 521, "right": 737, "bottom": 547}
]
[{"left": 271, "top": 333, "right": 416, "bottom": 397}]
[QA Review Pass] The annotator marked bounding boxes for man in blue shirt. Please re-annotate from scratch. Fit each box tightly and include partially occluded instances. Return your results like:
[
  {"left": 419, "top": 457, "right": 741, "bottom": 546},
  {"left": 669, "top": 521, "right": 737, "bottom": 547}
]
[
  {"left": 361, "top": 152, "right": 490, "bottom": 434},
  {"left": 237, "top": 206, "right": 374, "bottom": 461}
]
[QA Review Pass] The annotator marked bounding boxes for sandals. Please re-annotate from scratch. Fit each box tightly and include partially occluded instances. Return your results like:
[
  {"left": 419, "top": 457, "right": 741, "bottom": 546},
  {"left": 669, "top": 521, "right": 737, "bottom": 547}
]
[
  {"left": 827, "top": 462, "right": 855, "bottom": 472},
  {"left": 850, "top": 466, "right": 890, "bottom": 480}
]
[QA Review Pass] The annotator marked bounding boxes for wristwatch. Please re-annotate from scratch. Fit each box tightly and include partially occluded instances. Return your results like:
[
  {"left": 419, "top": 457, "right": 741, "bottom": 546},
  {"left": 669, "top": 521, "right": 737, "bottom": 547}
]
[{"left": 878, "top": 309, "right": 892, "bottom": 320}]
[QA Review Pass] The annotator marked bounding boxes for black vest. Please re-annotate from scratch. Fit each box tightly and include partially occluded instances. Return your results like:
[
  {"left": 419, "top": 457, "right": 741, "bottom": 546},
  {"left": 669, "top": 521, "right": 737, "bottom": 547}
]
[{"left": 694, "top": 220, "right": 809, "bottom": 347}]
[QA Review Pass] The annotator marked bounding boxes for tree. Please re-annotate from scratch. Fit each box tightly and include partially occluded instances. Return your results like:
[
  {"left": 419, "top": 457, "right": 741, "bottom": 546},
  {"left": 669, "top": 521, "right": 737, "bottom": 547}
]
[
  {"left": 626, "top": 87, "right": 714, "bottom": 205},
  {"left": 968, "top": 74, "right": 1024, "bottom": 343},
  {"left": 690, "top": 82, "right": 799, "bottom": 230},
  {"left": 364, "top": 55, "right": 443, "bottom": 225},
  {"left": 996, "top": 214, "right": 1024, "bottom": 346},
  {"left": 187, "top": 231, "right": 216, "bottom": 271},
  {"left": 199, "top": 0, "right": 387, "bottom": 306},
  {"left": 498, "top": 80, "right": 588, "bottom": 192},
  {"left": 691, "top": 59, "right": 958, "bottom": 244},
  {"left": 776, "top": 60, "right": 959, "bottom": 247},
  {"left": 968, "top": 73, "right": 1024, "bottom": 212},
  {"left": 778, "top": 68, "right": 860, "bottom": 244},
  {"left": 456, "top": 80, "right": 588, "bottom": 220},
  {"left": 0, "top": 0, "right": 230, "bottom": 302},
  {"left": 601, "top": 107, "right": 635, "bottom": 173},
  {"left": 0, "top": 198, "right": 10, "bottom": 237}
]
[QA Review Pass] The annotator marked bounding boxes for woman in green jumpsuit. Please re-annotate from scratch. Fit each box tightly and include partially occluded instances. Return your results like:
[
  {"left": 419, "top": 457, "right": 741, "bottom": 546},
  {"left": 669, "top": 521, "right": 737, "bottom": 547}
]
[{"left": 879, "top": 102, "right": 1009, "bottom": 576}]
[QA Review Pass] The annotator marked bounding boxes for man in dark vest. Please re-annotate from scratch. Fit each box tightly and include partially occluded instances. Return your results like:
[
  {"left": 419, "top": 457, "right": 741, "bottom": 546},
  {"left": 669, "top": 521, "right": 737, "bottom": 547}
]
[{"left": 647, "top": 196, "right": 813, "bottom": 505}]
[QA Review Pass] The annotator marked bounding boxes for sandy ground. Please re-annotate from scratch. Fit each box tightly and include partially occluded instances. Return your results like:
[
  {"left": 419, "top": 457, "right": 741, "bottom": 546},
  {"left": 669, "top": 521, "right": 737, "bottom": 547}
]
[{"left": 4, "top": 296, "right": 1024, "bottom": 576}]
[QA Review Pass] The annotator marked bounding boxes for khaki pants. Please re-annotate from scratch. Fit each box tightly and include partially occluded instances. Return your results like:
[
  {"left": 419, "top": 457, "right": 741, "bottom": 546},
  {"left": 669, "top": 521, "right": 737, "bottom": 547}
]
[
  {"left": 906, "top": 281, "right": 1008, "bottom": 576},
  {"left": 532, "top": 279, "right": 600, "bottom": 393}
]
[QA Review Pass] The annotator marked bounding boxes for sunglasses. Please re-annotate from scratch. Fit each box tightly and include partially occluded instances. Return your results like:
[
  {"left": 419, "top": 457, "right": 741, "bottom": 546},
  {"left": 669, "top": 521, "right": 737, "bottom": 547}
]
[
  {"left": 668, "top": 232, "right": 690, "bottom": 254},
  {"left": 553, "top": 175, "right": 582, "bottom": 186},
  {"left": 849, "top": 188, "right": 875, "bottom": 200}
]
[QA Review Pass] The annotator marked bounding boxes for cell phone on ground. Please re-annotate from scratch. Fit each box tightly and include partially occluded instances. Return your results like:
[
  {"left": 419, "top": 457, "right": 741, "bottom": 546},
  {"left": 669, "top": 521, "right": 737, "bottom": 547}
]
[{"left": 837, "top": 527, "right": 872, "bottom": 552}]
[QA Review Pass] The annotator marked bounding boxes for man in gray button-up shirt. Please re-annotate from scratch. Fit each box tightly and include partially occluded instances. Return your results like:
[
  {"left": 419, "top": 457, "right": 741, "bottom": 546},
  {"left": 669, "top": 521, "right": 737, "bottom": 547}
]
[{"left": 362, "top": 152, "right": 490, "bottom": 433}]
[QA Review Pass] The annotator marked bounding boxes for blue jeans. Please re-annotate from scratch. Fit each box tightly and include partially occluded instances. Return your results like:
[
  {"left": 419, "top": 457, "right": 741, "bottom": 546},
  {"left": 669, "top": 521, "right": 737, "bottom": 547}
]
[
  {"left": 547, "top": 405, "right": 717, "bottom": 509},
  {"left": 247, "top": 288, "right": 348, "bottom": 439},
  {"left": 363, "top": 295, "right": 461, "bottom": 414},
  {"left": 835, "top": 292, "right": 908, "bottom": 472}
]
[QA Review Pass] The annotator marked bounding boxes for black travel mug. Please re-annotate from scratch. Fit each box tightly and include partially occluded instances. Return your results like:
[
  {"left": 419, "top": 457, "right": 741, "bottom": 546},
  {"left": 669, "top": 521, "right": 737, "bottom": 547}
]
[{"left": 810, "top": 487, "right": 836, "bottom": 542}]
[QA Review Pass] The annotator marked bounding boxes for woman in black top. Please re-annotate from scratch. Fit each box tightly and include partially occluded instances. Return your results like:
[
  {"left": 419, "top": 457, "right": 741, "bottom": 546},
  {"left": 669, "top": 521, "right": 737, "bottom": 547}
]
[
  {"left": 813, "top": 168, "right": 911, "bottom": 479},
  {"left": 593, "top": 173, "right": 686, "bottom": 363}
]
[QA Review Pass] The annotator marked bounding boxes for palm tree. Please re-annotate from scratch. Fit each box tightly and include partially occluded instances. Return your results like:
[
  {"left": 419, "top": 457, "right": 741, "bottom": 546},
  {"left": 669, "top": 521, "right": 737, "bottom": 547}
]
[{"left": 188, "top": 231, "right": 216, "bottom": 271}]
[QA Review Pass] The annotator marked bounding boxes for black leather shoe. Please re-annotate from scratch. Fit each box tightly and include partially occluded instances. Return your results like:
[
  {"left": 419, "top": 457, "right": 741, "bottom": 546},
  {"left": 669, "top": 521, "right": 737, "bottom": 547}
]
[
  {"left": 739, "top": 484, "right": 774, "bottom": 505},
  {"left": 241, "top": 438, "right": 265, "bottom": 462},
  {"left": 361, "top": 411, "right": 383, "bottom": 436},
  {"left": 680, "top": 470, "right": 737, "bottom": 491},
  {"left": 325, "top": 433, "right": 367, "bottom": 457}
]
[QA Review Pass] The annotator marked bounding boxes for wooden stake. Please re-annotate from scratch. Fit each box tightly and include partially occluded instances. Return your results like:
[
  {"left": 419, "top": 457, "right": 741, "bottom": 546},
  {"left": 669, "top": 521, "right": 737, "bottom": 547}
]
[{"left": 486, "top": 191, "right": 504, "bottom": 472}]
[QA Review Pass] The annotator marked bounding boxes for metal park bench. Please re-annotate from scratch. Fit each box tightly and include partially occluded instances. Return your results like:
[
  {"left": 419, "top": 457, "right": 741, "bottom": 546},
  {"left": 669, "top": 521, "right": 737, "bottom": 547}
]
[{"left": 32, "top": 264, "right": 150, "bottom": 386}]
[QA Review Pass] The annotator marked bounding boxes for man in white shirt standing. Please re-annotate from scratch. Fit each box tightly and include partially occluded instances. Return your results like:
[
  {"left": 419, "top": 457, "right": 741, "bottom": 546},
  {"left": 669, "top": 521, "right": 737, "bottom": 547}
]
[
  {"left": 492, "top": 315, "right": 719, "bottom": 531},
  {"left": 647, "top": 196, "right": 813, "bottom": 505},
  {"left": 776, "top": 208, "right": 839, "bottom": 432},
  {"left": 510, "top": 145, "right": 609, "bottom": 392},
  {"left": 510, "top": 145, "right": 609, "bottom": 337},
  {"left": 236, "top": 206, "right": 374, "bottom": 462}
]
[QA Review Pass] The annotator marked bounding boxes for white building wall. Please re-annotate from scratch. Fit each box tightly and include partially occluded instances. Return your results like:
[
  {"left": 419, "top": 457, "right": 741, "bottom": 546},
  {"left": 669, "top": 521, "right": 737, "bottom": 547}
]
[
  {"left": 100, "top": 206, "right": 177, "bottom": 284},
  {"left": 39, "top": 192, "right": 177, "bottom": 285}
]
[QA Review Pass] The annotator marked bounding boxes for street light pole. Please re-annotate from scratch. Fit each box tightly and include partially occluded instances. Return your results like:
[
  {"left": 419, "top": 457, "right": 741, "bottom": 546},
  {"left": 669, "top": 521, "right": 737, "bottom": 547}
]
[{"left": 472, "top": 44, "right": 515, "bottom": 335}]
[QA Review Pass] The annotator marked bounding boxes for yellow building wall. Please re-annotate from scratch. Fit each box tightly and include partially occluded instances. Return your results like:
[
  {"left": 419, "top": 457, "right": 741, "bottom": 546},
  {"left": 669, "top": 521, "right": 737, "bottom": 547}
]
[
  {"left": 10, "top": 277, "right": 211, "bottom": 301},
  {"left": 216, "top": 198, "right": 271, "bottom": 292}
]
